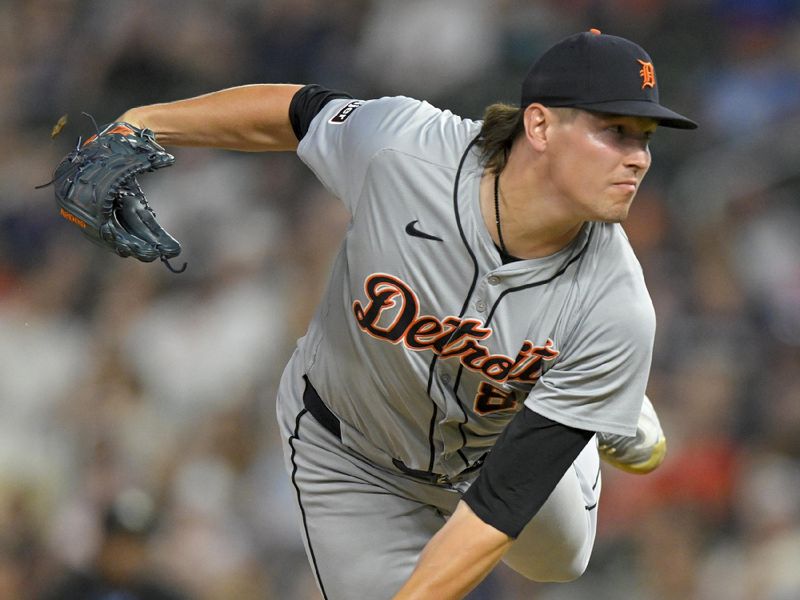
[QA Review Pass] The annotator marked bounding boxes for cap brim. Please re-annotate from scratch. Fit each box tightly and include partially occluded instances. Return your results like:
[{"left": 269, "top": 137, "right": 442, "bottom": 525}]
[{"left": 573, "top": 99, "right": 698, "bottom": 129}]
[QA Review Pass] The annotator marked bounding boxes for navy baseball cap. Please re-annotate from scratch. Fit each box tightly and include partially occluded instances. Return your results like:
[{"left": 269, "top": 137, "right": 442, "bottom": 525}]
[{"left": 521, "top": 29, "right": 697, "bottom": 129}]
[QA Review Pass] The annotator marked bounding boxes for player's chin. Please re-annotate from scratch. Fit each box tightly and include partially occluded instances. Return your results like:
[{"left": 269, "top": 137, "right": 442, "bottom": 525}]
[
  {"left": 596, "top": 199, "right": 634, "bottom": 223},
  {"left": 611, "top": 188, "right": 640, "bottom": 220}
]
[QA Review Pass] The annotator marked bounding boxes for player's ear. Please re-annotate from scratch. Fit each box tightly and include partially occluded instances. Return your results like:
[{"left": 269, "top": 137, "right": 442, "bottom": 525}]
[{"left": 523, "top": 104, "right": 549, "bottom": 152}]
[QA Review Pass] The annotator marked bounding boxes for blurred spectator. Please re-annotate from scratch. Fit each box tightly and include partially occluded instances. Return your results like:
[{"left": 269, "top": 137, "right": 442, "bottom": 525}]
[
  {"left": 355, "top": 0, "right": 501, "bottom": 101},
  {"left": 40, "top": 489, "right": 188, "bottom": 600},
  {"left": 697, "top": 451, "right": 800, "bottom": 600},
  {"left": 699, "top": 0, "right": 800, "bottom": 138}
]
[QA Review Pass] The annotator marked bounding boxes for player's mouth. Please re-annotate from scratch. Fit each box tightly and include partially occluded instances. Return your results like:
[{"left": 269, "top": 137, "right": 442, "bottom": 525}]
[{"left": 611, "top": 179, "right": 638, "bottom": 193}]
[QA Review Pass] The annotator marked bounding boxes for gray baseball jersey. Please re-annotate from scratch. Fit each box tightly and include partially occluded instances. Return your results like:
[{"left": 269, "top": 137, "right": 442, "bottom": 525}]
[{"left": 291, "top": 95, "right": 655, "bottom": 480}]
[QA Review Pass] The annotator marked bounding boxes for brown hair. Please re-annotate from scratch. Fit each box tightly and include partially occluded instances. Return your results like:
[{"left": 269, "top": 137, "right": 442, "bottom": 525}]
[
  {"left": 477, "top": 104, "right": 579, "bottom": 174},
  {"left": 477, "top": 103, "right": 525, "bottom": 175}
]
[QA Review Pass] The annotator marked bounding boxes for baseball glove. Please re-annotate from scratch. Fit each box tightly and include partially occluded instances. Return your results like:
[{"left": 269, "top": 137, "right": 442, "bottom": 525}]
[{"left": 40, "top": 120, "right": 186, "bottom": 272}]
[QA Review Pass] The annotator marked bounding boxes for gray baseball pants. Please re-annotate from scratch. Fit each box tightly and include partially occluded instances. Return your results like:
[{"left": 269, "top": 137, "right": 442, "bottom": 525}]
[{"left": 276, "top": 355, "right": 601, "bottom": 600}]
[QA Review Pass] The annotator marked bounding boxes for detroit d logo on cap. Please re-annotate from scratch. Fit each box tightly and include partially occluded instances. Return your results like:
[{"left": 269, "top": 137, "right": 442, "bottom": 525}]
[{"left": 637, "top": 59, "right": 655, "bottom": 89}]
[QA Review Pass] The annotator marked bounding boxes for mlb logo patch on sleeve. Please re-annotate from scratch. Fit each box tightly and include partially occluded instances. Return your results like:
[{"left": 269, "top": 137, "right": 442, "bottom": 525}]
[{"left": 329, "top": 100, "right": 365, "bottom": 124}]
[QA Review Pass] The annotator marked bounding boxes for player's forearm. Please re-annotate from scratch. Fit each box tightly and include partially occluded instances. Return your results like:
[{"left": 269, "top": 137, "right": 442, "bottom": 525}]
[
  {"left": 118, "top": 83, "right": 304, "bottom": 151},
  {"left": 393, "top": 501, "right": 512, "bottom": 600}
]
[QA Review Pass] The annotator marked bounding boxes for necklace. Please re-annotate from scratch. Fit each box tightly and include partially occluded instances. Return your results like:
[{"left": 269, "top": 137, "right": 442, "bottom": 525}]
[{"left": 493, "top": 173, "right": 510, "bottom": 256}]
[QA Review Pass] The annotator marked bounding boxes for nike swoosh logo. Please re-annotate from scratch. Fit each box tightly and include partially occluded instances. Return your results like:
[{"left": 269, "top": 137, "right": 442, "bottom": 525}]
[{"left": 405, "top": 220, "right": 443, "bottom": 242}]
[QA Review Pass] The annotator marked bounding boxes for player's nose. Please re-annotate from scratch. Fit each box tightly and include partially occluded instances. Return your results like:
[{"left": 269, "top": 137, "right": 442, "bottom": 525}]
[{"left": 624, "top": 143, "right": 651, "bottom": 173}]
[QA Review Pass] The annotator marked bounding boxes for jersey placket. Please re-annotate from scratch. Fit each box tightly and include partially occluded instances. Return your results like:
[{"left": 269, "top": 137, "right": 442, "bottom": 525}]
[{"left": 434, "top": 271, "right": 506, "bottom": 473}]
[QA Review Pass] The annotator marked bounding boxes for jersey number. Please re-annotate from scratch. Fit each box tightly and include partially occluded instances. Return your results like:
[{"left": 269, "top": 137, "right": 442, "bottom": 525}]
[{"left": 474, "top": 382, "right": 518, "bottom": 415}]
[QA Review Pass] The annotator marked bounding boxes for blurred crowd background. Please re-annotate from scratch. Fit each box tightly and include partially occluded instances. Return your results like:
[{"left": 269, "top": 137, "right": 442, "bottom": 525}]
[{"left": 1, "top": 0, "right": 799, "bottom": 598}]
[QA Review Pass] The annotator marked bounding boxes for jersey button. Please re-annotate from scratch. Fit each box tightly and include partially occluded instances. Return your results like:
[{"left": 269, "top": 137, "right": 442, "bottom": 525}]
[
  {"left": 475, "top": 299, "right": 487, "bottom": 312},
  {"left": 441, "top": 374, "right": 451, "bottom": 384},
  {"left": 488, "top": 276, "right": 500, "bottom": 286}
]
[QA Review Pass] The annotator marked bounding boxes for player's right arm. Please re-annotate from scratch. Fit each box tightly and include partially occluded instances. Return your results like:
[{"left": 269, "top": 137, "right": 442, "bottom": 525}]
[
  {"left": 118, "top": 84, "right": 304, "bottom": 152},
  {"left": 393, "top": 501, "right": 512, "bottom": 600}
]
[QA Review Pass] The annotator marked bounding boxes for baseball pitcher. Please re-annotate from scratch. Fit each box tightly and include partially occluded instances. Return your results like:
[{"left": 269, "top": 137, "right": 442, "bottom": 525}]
[{"left": 45, "top": 30, "right": 695, "bottom": 600}]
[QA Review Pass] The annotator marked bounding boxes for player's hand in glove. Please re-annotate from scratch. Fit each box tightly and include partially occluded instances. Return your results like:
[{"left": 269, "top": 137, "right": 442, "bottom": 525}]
[{"left": 40, "top": 120, "right": 186, "bottom": 272}]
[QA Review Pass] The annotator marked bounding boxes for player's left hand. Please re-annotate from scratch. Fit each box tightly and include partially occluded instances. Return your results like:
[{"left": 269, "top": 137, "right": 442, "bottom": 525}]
[{"left": 40, "top": 120, "right": 186, "bottom": 272}]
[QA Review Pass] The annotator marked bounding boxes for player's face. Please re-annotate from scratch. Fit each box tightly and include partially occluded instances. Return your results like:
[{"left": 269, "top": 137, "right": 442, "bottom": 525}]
[{"left": 547, "top": 110, "right": 656, "bottom": 223}]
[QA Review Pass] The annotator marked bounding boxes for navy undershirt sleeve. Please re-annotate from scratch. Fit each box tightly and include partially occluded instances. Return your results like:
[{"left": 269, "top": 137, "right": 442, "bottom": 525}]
[
  {"left": 463, "top": 407, "right": 595, "bottom": 538},
  {"left": 289, "top": 84, "right": 354, "bottom": 141}
]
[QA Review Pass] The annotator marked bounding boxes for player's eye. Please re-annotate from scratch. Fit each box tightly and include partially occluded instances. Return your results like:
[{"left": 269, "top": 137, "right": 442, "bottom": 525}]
[
  {"left": 603, "top": 124, "right": 630, "bottom": 139},
  {"left": 606, "top": 124, "right": 654, "bottom": 145}
]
